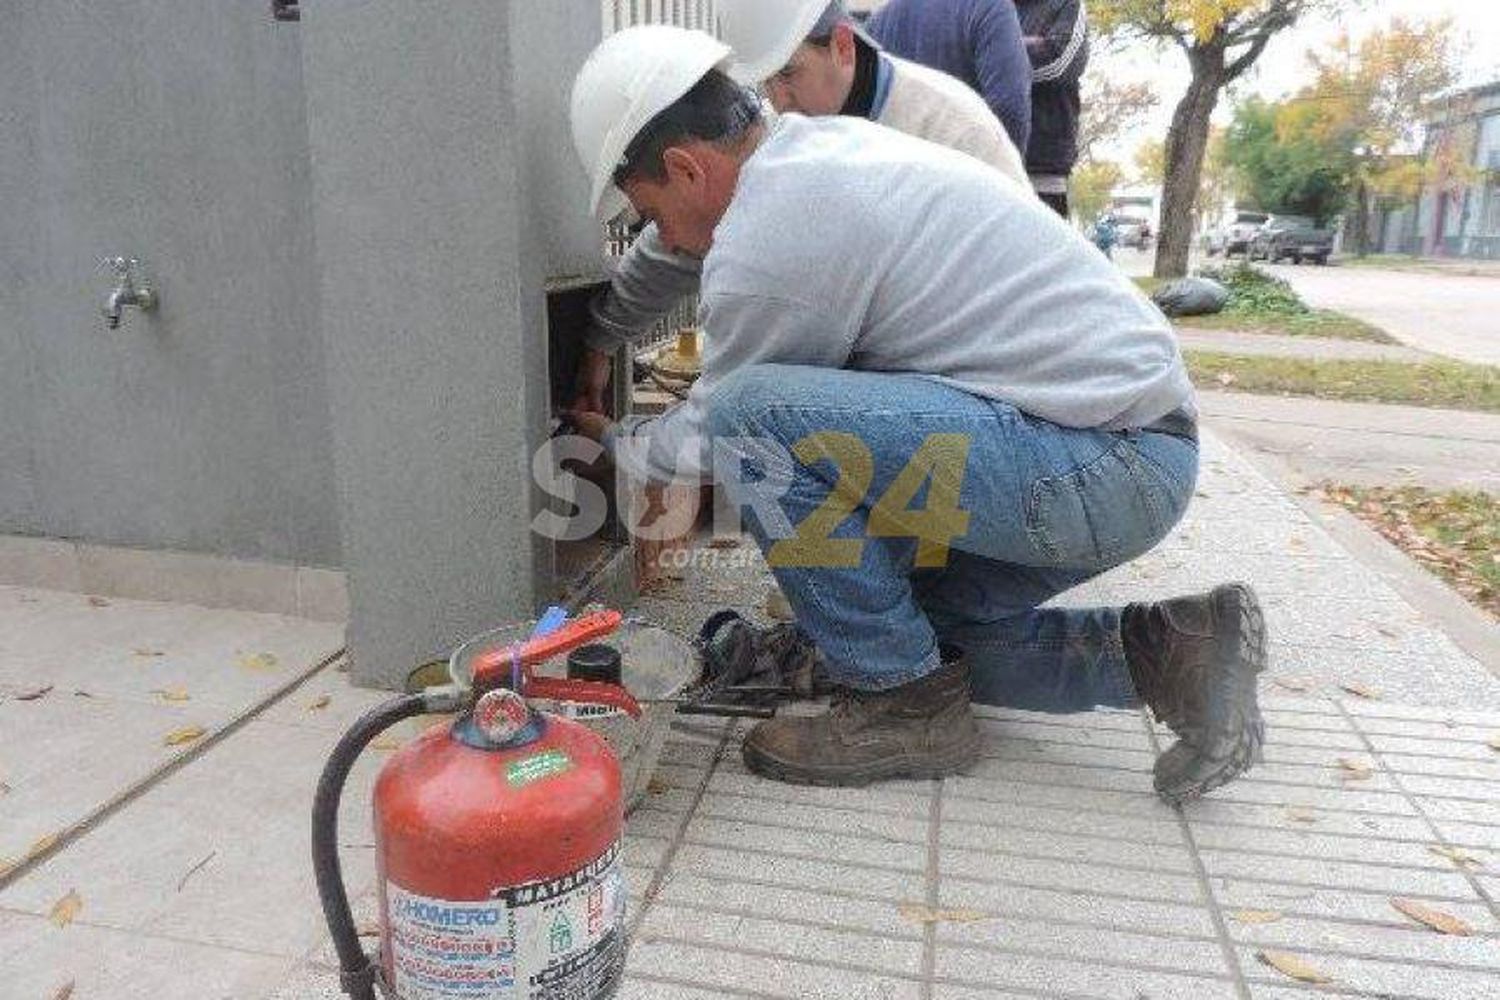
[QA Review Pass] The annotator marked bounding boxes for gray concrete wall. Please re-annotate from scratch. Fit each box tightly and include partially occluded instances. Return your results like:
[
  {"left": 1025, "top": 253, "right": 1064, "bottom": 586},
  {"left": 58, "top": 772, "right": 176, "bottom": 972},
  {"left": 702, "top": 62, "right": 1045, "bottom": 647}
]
[
  {"left": 303, "top": 0, "right": 576, "bottom": 686},
  {"left": 0, "top": 1, "right": 340, "bottom": 566}
]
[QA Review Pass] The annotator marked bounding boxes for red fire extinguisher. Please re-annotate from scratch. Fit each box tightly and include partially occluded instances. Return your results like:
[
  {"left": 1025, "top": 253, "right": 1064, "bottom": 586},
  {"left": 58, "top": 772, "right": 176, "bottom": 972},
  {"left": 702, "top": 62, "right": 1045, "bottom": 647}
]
[{"left": 313, "top": 611, "right": 642, "bottom": 1000}]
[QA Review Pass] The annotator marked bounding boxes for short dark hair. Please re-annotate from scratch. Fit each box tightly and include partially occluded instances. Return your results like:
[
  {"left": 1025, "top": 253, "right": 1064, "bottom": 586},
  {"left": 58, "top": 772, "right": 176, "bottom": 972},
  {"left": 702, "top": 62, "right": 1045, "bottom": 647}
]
[{"left": 613, "top": 69, "right": 763, "bottom": 187}]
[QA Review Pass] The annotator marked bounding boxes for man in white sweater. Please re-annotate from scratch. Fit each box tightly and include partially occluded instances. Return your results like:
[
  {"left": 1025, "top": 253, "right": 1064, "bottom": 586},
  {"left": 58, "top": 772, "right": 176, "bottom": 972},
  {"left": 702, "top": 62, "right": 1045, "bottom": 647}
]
[
  {"left": 568, "top": 27, "right": 1266, "bottom": 803},
  {"left": 574, "top": 0, "right": 1029, "bottom": 417}
]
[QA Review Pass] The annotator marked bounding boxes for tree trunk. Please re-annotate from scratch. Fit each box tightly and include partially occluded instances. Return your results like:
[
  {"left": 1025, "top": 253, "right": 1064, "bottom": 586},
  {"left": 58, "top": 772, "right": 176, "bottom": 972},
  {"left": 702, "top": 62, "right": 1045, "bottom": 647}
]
[{"left": 1154, "top": 55, "right": 1226, "bottom": 279}]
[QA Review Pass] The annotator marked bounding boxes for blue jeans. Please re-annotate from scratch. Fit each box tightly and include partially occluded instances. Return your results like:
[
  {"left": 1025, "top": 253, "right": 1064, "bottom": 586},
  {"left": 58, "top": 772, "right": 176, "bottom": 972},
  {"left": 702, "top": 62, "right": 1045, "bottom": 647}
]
[{"left": 706, "top": 365, "right": 1198, "bottom": 713}]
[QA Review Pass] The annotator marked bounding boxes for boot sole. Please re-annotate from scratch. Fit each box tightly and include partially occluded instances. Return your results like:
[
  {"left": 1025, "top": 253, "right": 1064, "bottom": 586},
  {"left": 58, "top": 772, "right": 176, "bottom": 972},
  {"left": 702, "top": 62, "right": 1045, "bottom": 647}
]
[
  {"left": 742, "top": 732, "right": 983, "bottom": 788},
  {"left": 1155, "top": 583, "right": 1268, "bottom": 805}
]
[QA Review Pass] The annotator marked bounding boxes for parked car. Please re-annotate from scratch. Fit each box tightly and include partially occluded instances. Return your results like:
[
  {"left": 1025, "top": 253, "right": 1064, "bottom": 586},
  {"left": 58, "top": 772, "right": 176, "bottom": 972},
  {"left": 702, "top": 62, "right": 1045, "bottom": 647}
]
[
  {"left": 1112, "top": 214, "right": 1153, "bottom": 249},
  {"left": 1248, "top": 214, "right": 1334, "bottom": 265},
  {"left": 1202, "top": 210, "right": 1269, "bottom": 258}
]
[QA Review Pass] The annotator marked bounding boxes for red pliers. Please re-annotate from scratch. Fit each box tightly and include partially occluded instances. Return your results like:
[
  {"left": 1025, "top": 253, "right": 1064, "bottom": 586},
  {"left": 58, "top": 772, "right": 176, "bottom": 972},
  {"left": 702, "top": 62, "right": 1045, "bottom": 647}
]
[{"left": 470, "top": 610, "right": 642, "bottom": 718}]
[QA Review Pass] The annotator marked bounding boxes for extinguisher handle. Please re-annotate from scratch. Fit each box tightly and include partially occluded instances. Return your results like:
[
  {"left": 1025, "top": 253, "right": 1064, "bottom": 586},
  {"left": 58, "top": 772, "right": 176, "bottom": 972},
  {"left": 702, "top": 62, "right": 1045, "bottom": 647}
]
[
  {"left": 471, "top": 610, "right": 623, "bottom": 688},
  {"left": 527, "top": 675, "right": 643, "bottom": 718}
]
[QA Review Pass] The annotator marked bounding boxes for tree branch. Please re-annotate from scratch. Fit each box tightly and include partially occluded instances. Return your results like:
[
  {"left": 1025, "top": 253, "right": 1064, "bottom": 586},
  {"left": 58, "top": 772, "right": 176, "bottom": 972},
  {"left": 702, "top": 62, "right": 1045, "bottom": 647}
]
[{"left": 1224, "top": 28, "right": 1277, "bottom": 82}]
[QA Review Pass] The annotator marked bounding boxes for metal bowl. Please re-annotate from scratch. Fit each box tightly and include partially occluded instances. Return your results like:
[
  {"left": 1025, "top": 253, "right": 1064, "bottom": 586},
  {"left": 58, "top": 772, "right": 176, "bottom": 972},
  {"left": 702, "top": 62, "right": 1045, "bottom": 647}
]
[{"left": 444, "top": 617, "right": 697, "bottom": 813}]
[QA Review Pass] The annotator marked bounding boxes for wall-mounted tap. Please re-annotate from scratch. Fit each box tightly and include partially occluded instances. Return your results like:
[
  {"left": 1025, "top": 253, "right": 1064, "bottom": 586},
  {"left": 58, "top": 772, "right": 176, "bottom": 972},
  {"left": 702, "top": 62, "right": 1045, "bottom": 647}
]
[{"left": 101, "top": 257, "right": 157, "bottom": 330}]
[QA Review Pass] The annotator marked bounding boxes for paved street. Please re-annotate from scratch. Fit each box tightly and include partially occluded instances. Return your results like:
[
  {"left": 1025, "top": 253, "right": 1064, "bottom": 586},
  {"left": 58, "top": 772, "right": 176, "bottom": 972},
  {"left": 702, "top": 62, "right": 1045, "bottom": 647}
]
[{"left": 1265, "top": 263, "right": 1500, "bottom": 366}]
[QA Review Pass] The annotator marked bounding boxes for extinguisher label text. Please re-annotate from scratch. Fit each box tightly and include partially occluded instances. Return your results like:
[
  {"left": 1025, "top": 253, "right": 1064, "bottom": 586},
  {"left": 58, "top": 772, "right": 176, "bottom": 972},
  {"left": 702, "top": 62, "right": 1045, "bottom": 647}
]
[
  {"left": 398, "top": 900, "right": 503, "bottom": 927},
  {"left": 387, "top": 840, "right": 625, "bottom": 999}
]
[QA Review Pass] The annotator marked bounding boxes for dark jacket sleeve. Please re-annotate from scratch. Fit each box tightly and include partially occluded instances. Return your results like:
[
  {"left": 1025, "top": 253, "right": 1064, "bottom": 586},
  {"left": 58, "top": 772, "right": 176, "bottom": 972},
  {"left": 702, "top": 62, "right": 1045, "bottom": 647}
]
[
  {"left": 967, "top": 0, "right": 1033, "bottom": 151},
  {"left": 1021, "top": 0, "right": 1088, "bottom": 85}
]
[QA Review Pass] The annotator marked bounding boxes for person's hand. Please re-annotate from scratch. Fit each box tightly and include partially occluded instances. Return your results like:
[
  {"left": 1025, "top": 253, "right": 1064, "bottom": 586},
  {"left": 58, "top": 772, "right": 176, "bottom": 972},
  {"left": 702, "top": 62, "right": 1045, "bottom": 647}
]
[
  {"left": 572, "top": 347, "right": 614, "bottom": 415},
  {"left": 564, "top": 409, "right": 614, "bottom": 443}
]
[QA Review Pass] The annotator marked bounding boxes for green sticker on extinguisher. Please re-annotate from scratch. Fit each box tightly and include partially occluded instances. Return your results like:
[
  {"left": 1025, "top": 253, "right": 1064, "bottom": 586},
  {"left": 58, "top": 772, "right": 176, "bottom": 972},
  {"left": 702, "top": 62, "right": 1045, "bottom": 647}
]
[{"left": 507, "top": 749, "right": 573, "bottom": 787}]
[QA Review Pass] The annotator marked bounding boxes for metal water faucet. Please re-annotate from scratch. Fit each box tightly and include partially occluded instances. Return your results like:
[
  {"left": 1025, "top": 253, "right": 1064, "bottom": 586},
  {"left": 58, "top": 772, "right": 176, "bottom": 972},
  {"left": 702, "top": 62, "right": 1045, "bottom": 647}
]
[{"left": 101, "top": 257, "right": 157, "bottom": 329}]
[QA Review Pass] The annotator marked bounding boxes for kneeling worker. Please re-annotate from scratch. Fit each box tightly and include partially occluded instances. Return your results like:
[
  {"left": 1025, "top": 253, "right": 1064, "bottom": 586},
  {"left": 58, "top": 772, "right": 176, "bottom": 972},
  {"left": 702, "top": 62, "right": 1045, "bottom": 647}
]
[{"left": 566, "top": 26, "right": 1266, "bottom": 804}]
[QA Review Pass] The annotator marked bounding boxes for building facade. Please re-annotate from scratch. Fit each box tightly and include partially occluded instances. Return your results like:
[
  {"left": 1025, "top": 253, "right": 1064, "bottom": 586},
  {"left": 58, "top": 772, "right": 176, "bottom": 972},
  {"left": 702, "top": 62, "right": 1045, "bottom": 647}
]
[{"left": 1414, "top": 82, "right": 1500, "bottom": 259}]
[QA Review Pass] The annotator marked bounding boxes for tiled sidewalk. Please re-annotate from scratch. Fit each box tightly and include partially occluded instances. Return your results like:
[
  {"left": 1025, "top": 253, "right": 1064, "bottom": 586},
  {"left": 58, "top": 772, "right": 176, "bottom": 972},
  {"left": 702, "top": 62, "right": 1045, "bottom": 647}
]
[
  {"left": 4, "top": 428, "right": 1498, "bottom": 998},
  {"left": 617, "top": 698, "right": 1500, "bottom": 1000}
]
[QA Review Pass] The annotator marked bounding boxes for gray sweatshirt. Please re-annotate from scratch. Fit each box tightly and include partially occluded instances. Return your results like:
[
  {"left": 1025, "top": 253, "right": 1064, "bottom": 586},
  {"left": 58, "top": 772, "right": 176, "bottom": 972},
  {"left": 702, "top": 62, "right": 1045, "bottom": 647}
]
[{"left": 597, "top": 115, "right": 1192, "bottom": 484}]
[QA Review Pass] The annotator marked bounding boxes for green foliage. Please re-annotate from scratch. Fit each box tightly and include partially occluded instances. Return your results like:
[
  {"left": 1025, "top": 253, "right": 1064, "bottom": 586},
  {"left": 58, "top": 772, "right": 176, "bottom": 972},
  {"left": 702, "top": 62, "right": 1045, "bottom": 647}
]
[
  {"left": 1224, "top": 98, "right": 1354, "bottom": 222},
  {"left": 1194, "top": 264, "right": 1310, "bottom": 316},
  {"left": 1185, "top": 352, "right": 1500, "bottom": 413},
  {"left": 1070, "top": 160, "right": 1125, "bottom": 226}
]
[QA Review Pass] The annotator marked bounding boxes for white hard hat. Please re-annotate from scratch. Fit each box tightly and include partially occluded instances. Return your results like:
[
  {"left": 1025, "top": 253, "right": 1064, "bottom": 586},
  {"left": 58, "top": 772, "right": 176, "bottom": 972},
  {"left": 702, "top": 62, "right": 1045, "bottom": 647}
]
[
  {"left": 570, "top": 25, "right": 733, "bottom": 222},
  {"left": 720, "top": 0, "right": 866, "bottom": 85}
]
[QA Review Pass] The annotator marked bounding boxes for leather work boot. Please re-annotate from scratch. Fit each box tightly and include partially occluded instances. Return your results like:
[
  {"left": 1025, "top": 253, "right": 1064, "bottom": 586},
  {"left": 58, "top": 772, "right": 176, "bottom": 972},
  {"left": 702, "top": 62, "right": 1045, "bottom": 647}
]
[
  {"left": 1123, "top": 583, "right": 1268, "bottom": 805},
  {"left": 741, "top": 657, "right": 982, "bottom": 787}
]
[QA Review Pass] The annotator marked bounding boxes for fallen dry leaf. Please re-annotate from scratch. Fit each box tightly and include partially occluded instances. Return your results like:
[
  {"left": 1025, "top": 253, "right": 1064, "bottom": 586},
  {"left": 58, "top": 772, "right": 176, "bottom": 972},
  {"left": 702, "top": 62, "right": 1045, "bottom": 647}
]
[
  {"left": 87, "top": 596, "right": 110, "bottom": 607},
  {"left": 1391, "top": 898, "right": 1473, "bottom": 936},
  {"left": 1272, "top": 677, "right": 1314, "bottom": 693},
  {"left": 1256, "top": 950, "right": 1332, "bottom": 984},
  {"left": 49, "top": 889, "right": 82, "bottom": 928},
  {"left": 50, "top": 980, "right": 75, "bottom": 1000},
  {"left": 15, "top": 685, "right": 54, "bottom": 702},
  {"left": 897, "top": 903, "right": 990, "bottom": 925},
  {"left": 1284, "top": 806, "right": 1319, "bottom": 824},
  {"left": 132, "top": 648, "right": 166, "bottom": 658},
  {"left": 1429, "top": 845, "right": 1484, "bottom": 870},
  {"left": 237, "top": 652, "right": 279, "bottom": 672},
  {"left": 356, "top": 921, "right": 381, "bottom": 937},
  {"left": 1230, "top": 909, "right": 1283, "bottom": 924},
  {"left": 73, "top": 690, "right": 94, "bottom": 699},
  {"left": 1340, "top": 682, "right": 1382, "bottom": 700},
  {"left": 1336, "top": 758, "right": 1374, "bottom": 782},
  {"left": 307, "top": 694, "right": 332, "bottom": 711},
  {"left": 162, "top": 726, "right": 207, "bottom": 747},
  {"left": 707, "top": 535, "right": 741, "bottom": 549},
  {"left": 646, "top": 777, "right": 671, "bottom": 796},
  {"left": 155, "top": 687, "right": 190, "bottom": 703}
]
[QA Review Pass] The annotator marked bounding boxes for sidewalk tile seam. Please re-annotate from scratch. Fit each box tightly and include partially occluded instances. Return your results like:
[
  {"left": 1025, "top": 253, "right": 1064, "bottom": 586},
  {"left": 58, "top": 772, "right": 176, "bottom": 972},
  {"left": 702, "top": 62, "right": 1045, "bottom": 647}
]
[
  {"left": 950, "top": 768, "right": 1418, "bottom": 813},
  {"left": 0, "top": 907, "right": 301, "bottom": 963},
  {"left": 624, "top": 719, "right": 734, "bottom": 941},
  {"left": 687, "top": 801, "right": 930, "bottom": 844},
  {"left": 621, "top": 971, "right": 779, "bottom": 1000},
  {"left": 690, "top": 801, "right": 1183, "bottom": 856},
  {"left": 930, "top": 937, "right": 1239, "bottom": 982},
  {"left": 1223, "top": 909, "right": 1500, "bottom": 941},
  {"left": 688, "top": 785, "right": 929, "bottom": 824},
  {"left": 1143, "top": 711, "right": 1256, "bottom": 1000},
  {"left": 1227, "top": 937, "right": 1500, "bottom": 975},
  {"left": 630, "top": 932, "right": 929, "bottom": 987},
  {"left": 1336, "top": 700, "right": 1500, "bottom": 927},
  {"left": 1179, "top": 841, "right": 1496, "bottom": 878},
  {"left": 939, "top": 815, "right": 1183, "bottom": 849},
  {"left": 1185, "top": 816, "right": 1500, "bottom": 854},
  {"left": 940, "top": 839, "right": 1194, "bottom": 875},
  {"left": 639, "top": 929, "right": 1245, "bottom": 991},
  {"left": 642, "top": 897, "right": 924, "bottom": 945},
  {"left": 921, "top": 779, "right": 942, "bottom": 1000},
  {"left": 983, "top": 748, "right": 1500, "bottom": 795},
  {"left": 680, "top": 835, "right": 926, "bottom": 877}
]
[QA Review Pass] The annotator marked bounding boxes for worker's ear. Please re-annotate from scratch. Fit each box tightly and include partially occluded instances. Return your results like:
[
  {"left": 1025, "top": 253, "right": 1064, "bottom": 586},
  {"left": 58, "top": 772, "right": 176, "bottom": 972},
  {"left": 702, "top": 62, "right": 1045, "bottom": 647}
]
[
  {"left": 661, "top": 145, "right": 707, "bottom": 191},
  {"left": 830, "top": 23, "right": 857, "bottom": 68}
]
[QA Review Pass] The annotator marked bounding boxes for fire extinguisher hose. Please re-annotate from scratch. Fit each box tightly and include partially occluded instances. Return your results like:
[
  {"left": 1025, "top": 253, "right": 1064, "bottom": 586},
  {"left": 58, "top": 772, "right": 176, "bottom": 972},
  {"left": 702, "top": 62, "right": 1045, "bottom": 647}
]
[{"left": 312, "top": 693, "right": 429, "bottom": 1000}]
